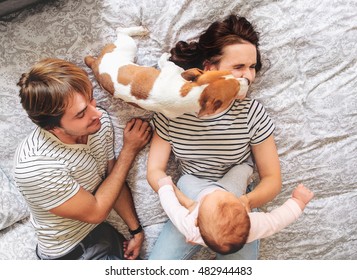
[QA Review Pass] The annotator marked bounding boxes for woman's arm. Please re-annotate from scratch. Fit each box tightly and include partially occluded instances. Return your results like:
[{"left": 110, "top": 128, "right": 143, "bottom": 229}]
[
  {"left": 147, "top": 131, "right": 172, "bottom": 192},
  {"left": 244, "top": 135, "right": 281, "bottom": 209}
]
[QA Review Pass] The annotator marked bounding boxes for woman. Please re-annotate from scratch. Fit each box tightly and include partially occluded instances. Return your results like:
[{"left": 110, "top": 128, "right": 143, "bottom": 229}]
[{"left": 147, "top": 14, "right": 281, "bottom": 260}]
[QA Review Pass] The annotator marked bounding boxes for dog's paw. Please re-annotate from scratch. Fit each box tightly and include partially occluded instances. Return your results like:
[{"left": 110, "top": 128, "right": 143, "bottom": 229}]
[{"left": 116, "top": 26, "right": 149, "bottom": 36}]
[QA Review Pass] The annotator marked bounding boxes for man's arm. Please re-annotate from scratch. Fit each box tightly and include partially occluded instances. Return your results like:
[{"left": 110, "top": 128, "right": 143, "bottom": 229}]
[
  {"left": 113, "top": 183, "right": 143, "bottom": 260},
  {"left": 49, "top": 119, "right": 151, "bottom": 224}
]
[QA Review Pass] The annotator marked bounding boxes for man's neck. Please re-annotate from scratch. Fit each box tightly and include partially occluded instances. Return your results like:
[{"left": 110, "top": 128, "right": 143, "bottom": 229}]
[{"left": 49, "top": 129, "right": 88, "bottom": 145}]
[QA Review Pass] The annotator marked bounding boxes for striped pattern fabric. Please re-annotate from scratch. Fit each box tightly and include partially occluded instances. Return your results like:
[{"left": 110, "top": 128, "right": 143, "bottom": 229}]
[
  {"left": 153, "top": 98, "right": 275, "bottom": 181},
  {"left": 13, "top": 108, "right": 114, "bottom": 258}
]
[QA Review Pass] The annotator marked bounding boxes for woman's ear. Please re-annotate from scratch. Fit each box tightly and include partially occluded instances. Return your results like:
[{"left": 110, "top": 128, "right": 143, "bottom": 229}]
[{"left": 203, "top": 60, "right": 218, "bottom": 71}]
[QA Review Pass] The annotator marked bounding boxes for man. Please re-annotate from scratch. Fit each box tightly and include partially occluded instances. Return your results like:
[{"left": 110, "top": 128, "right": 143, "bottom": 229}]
[{"left": 14, "top": 58, "right": 152, "bottom": 260}]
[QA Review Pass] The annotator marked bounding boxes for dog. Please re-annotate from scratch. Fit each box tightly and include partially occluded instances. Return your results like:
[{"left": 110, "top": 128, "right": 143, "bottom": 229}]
[{"left": 85, "top": 26, "right": 249, "bottom": 118}]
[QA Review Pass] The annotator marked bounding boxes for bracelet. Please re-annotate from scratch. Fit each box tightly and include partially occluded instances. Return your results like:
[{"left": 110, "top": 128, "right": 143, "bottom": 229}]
[{"left": 129, "top": 224, "right": 143, "bottom": 236}]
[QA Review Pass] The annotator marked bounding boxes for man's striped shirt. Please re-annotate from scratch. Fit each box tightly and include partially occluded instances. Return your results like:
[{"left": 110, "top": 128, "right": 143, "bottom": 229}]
[
  {"left": 153, "top": 98, "right": 275, "bottom": 181},
  {"left": 13, "top": 108, "right": 114, "bottom": 258}
]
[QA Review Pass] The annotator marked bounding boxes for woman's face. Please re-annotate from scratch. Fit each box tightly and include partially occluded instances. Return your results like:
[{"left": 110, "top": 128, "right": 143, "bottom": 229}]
[{"left": 205, "top": 42, "right": 257, "bottom": 85}]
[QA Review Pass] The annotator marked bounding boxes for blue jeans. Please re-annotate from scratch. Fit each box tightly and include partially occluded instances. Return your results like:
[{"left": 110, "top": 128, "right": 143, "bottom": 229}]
[
  {"left": 36, "top": 222, "right": 126, "bottom": 260},
  {"left": 149, "top": 163, "right": 259, "bottom": 260}
]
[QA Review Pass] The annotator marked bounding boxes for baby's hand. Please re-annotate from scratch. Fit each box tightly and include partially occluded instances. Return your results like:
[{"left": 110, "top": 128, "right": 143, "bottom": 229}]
[
  {"left": 292, "top": 184, "right": 314, "bottom": 209},
  {"left": 158, "top": 176, "right": 174, "bottom": 188}
]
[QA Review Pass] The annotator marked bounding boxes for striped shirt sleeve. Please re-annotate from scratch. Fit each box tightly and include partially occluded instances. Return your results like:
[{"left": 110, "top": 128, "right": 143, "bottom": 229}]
[
  {"left": 152, "top": 112, "right": 170, "bottom": 141},
  {"left": 248, "top": 100, "right": 275, "bottom": 145},
  {"left": 15, "top": 156, "right": 80, "bottom": 211}
]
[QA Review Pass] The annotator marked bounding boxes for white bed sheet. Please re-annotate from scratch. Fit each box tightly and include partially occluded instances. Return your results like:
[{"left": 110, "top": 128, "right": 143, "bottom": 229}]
[{"left": 0, "top": 0, "right": 356, "bottom": 259}]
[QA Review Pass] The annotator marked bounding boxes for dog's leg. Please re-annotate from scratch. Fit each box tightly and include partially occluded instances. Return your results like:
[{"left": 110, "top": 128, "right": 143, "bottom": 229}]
[
  {"left": 116, "top": 26, "right": 149, "bottom": 37},
  {"left": 158, "top": 52, "right": 172, "bottom": 69},
  {"left": 111, "top": 27, "right": 148, "bottom": 64}
]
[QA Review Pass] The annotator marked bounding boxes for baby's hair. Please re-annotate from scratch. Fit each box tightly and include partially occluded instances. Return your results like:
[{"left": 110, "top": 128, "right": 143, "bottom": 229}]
[{"left": 198, "top": 198, "right": 250, "bottom": 255}]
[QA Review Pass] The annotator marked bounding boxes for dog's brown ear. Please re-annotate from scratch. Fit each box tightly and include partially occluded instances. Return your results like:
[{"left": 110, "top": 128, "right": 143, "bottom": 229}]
[
  {"left": 84, "top": 56, "right": 95, "bottom": 68},
  {"left": 181, "top": 68, "right": 204, "bottom": 81},
  {"left": 198, "top": 98, "right": 222, "bottom": 117}
]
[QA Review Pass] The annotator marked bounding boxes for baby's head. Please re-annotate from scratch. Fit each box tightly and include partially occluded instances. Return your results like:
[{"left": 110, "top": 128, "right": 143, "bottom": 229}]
[{"left": 198, "top": 190, "right": 250, "bottom": 255}]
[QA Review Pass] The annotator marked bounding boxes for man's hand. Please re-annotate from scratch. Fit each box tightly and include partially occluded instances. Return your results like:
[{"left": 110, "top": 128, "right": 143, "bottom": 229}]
[
  {"left": 123, "top": 231, "right": 144, "bottom": 260},
  {"left": 122, "top": 118, "right": 152, "bottom": 154}
]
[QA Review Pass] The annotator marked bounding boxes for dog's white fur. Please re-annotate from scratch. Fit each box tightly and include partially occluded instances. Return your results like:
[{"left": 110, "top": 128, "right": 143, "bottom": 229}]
[{"left": 85, "top": 26, "right": 249, "bottom": 118}]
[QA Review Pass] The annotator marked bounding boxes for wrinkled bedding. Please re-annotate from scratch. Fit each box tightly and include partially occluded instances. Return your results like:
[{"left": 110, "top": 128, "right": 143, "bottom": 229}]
[{"left": 0, "top": 0, "right": 356, "bottom": 260}]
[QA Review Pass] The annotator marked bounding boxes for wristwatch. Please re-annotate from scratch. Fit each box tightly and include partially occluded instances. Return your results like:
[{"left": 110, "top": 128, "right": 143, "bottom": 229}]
[{"left": 129, "top": 224, "right": 143, "bottom": 236}]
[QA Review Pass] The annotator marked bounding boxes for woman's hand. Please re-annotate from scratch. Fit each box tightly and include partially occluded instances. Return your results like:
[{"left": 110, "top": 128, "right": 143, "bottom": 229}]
[{"left": 238, "top": 194, "right": 251, "bottom": 213}]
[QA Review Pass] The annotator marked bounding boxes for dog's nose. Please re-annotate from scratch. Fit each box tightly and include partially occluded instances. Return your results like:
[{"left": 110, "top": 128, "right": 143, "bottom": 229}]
[{"left": 238, "top": 77, "right": 250, "bottom": 86}]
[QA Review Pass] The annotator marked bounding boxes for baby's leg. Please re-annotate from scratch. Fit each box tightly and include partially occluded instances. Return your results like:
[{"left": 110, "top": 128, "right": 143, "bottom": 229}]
[
  {"left": 177, "top": 169, "right": 257, "bottom": 261},
  {"left": 177, "top": 174, "right": 221, "bottom": 200},
  {"left": 216, "top": 163, "right": 258, "bottom": 260},
  {"left": 217, "top": 163, "right": 253, "bottom": 197},
  {"left": 148, "top": 220, "right": 201, "bottom": 260}
]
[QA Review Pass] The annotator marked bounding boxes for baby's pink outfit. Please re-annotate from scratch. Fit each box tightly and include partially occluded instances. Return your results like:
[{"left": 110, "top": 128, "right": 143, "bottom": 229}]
[{"left": 158, "top": 185, "right": 302, "bottom": 246}]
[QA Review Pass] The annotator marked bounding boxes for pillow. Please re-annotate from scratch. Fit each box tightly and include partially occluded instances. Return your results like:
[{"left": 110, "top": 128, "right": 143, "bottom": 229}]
[
  {"left": 0, "top": 168, "right": 30, "bottom": 230},
  {"left": 0, "top": 217, "right": 37, "bottom": 260}
]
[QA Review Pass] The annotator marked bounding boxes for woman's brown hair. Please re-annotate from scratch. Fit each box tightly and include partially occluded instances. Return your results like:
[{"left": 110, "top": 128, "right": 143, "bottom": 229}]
[{"left": 169, "top": 15, "right": 262, "bottom": 72}]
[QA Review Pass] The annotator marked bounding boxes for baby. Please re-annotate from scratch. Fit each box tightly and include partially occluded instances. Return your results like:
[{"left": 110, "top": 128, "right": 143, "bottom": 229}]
[{"left": 157, "top": 176, "right": 314, "bottom": 255}]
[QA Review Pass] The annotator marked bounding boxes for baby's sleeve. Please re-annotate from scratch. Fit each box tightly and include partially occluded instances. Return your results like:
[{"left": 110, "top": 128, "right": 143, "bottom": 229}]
[
  {"left": 247, "top": 198, "right": 302, "bottom": 242},
  {"left": 158, "top": 185, "right": 195, "bottom": 239}
]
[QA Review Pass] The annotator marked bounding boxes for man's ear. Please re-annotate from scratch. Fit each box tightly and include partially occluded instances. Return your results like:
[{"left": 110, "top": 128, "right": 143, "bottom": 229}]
[
  {"left": 48, "top": 126, "right": 63, "bottom": 136},
  {"left": 181, "top": 68, "right": 204, "bottom": 81}
]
